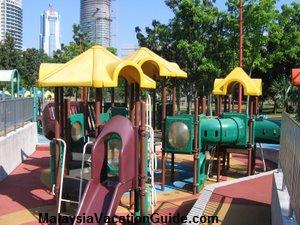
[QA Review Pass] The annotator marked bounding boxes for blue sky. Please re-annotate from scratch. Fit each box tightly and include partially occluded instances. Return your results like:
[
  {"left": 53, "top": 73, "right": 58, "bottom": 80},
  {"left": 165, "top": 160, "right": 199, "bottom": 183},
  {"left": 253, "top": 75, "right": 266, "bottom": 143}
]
[{"left": 23, "top": 0, "right": 295, "bottom": 56}]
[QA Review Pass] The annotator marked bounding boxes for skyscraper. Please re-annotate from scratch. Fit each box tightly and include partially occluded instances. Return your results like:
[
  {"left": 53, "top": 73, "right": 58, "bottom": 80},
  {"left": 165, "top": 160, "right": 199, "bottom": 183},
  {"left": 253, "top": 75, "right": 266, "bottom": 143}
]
[
  {"left": 80, "top": 0, "right": 111, "bottom": 47},
  {"left": 0, "top": 0, "right": 23, "bottom": 49},
  {"left": 39, "top": 5, "right": 61, "bottom": 57}
]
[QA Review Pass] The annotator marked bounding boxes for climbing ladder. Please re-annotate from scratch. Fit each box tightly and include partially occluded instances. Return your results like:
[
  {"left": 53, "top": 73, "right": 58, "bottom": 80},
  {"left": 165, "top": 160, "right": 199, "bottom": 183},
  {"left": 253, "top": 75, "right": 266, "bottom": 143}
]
[
  {"left": 52, "top": 138, "right": 93, "bottom": 220},
  {"left": 146, "top": 94, "right": 157, "bottom": 213}
]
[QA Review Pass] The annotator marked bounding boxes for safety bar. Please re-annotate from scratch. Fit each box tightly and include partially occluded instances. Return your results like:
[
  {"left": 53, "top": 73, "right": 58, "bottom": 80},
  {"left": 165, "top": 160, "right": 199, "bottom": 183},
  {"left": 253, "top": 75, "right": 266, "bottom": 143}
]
[
  {"left": 79, "top": 141, "right": 94, "bottom": 203},
  {"left": 52, "top": 138, "right": 67, "bottom": 218}
]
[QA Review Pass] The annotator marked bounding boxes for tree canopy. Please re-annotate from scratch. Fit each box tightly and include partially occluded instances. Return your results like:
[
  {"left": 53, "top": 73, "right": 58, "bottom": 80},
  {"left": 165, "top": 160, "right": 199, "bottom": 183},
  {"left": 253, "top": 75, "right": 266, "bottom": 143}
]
[{"left": 135, "top": 0, "right": 300, "bottom": 107}]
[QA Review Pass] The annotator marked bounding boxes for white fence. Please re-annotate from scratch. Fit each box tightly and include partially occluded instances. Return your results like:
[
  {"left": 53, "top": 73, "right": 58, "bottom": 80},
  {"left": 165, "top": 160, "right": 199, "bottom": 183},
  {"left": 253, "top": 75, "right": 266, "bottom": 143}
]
[{"left": 279, "top": 112, "right": 300, "bottom": 222}]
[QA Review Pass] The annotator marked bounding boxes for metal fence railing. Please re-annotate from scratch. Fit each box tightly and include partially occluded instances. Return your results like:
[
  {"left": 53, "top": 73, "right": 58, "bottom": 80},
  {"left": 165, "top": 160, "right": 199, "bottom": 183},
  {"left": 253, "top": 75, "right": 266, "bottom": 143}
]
[
  {"left": 279, "top": 112, "right": 300, "bottom": 222},
  {"left": 0, "top": 98, "right": 34, "bottom": 136}
]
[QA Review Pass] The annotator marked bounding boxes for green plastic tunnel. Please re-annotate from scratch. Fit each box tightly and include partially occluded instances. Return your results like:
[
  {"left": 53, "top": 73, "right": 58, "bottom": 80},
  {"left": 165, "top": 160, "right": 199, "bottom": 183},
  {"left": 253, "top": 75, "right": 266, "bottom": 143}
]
[
  {"left": 199, "top": 114, "right": 248, "bottom": 147},
  {"left": 254, "top": 118, "right": 280, "bottom": 144}
]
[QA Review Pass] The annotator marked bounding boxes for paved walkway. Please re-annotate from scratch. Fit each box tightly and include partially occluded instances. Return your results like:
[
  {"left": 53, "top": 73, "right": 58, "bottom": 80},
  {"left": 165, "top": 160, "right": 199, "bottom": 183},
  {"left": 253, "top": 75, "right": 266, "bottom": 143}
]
[
  {"left": 0, "top": 145, "right": 276, "bottom": 225},
  {"left": 202, "top": 173, "right": 273, "bottom": 225},
  {"left": 0, "top": 146, "right": 55, "bottom": 225}
]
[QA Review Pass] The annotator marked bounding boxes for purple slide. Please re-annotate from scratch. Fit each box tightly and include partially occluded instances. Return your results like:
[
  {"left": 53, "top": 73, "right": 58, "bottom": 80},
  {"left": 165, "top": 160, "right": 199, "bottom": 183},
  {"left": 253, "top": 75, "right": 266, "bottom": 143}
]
[{"left": 74, "top": 116, "right": 137, "bottom": 225}]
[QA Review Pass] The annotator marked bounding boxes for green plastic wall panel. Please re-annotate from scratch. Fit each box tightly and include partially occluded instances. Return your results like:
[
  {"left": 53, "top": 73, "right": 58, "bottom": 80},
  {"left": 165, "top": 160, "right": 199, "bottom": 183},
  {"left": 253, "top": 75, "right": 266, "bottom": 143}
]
[
  {"left": 69, "top": 113, "right": 86, "bottom": 149},
  {"left": 197, "top": 152, "right": 206, "bottom": 192},
  {"left": 69, "top": 113, "right": 85, "bottom": 132},
  {"left": 165, "top": 114, "right": 194, "bottom": 154}
]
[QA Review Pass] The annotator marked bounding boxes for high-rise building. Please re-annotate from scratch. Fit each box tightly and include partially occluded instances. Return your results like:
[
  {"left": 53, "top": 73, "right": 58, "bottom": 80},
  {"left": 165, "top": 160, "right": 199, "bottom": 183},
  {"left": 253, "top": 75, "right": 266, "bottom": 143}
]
[
  {"left": 80, "top": 0, "right": 111, "bottom": 47},
  {"left": 39, "top": 5, "right": 61, "bottom": 57},
  {"left": 0, "top": 0, "right": 23, "bottom": 49}
]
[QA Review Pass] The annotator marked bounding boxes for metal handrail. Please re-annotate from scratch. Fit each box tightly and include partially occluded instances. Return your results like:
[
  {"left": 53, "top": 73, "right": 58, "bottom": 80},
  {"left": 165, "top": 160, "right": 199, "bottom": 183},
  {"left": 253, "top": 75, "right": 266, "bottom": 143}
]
[
  {"left": 0, "top": 97, "right": 34, "bottom": 136},
  {"left": 54, "top": 138, "right": 67, "bottom": 219},
  {"left": 79, "top": 141, "right": 93, "bottom": 203}
]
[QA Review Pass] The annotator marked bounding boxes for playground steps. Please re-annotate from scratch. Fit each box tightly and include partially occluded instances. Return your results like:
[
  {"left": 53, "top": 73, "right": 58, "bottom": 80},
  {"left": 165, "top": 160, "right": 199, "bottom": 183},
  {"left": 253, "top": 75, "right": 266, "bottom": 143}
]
[{"left": 59, "top": 152, "right": 92, "bottom": 216}]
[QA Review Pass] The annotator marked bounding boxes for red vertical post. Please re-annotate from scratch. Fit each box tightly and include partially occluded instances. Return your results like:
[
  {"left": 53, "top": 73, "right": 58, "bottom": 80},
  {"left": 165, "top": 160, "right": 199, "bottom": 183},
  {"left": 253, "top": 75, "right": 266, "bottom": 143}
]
[
  {"left": 83, "top": 97, "right": 88, "bottom": 136},
  {"left": 161, "top": 79, "right": 167, "bottom": 191},
  {"left": 193, "top": 98, "right": 199, "bottom": 194},
  {"left": 247, "top": 97, "right": 254, "bottom": 176},
  {"left": 135, "top": 83, "right": 140, "bottom": 101},
  {"left": 222, "top": 150, "right": 226, "bottom": 174},
  {"left": 172, "top": 79, "right": 176, "bottom": 115},
  {"left": 95, "top": 88, "right": 102, "bottom": 137},
  {"left": 64, "top": 98, "right": 71, "bottom": 175},
  {"left": 133, "top": 101, "right": 141, "bottom": 211},
  {"left": 254, "top": 97, "right": 259, "bottom": 115},
  {"left": 171, "top": 79, "right": 176, "bottom": 181},
  {"left": 81, "top": 87, "right": 88, "bottom": 102},
  {"left": 54, "top": 88, "right": 61, "bottom": 202},
  {"left": 124, "top": 80, "right": 128, "bottom": 107},
  {"left": 238, "top": 0, "right": 244, "bottom": 113},
  {"left": 59, "top": 88, "right": 64, "bottom": 137},
  {"left": 130, "top": 83, "right": 135, "bottom": 123},
  {"left": 140, "top": 101, "right": 147, "bottom": 217},
  {"left": 217, "top": 149, "right": 221, "bottom": 182},
  {"left": 153, "top": 75, "right": 157, "bottom": 129},
  {"left": 132, "top": 90, "right": 141, "bottom": 211}
]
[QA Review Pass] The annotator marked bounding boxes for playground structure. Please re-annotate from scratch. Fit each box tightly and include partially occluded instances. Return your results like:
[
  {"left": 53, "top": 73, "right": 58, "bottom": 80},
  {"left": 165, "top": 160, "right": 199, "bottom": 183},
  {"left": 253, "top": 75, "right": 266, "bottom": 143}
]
[
  {"left": 38, "top": 45, "right": 281, "bottom": 223},
  {"left": 39, "top": 45, "right": 188, "bottom": 219},
  {"left": 0, "top": 70, "right": 20, "bottom": 99},
  {"left": 162, "top": 67, "right": 281, "bottom": 194}
]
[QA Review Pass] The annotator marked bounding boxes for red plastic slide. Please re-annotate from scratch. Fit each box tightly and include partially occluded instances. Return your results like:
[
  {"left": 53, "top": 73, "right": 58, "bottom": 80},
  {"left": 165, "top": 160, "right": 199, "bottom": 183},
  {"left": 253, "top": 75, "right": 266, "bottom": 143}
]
[{"left": 74, "top": 116, "right": 137, "bottom": 225}]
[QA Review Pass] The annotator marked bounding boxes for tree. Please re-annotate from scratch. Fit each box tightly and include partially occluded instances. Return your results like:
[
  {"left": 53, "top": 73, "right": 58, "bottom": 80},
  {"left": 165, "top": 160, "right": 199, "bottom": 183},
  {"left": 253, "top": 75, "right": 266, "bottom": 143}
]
[
  {"left": 0, "top": 35, "right": 21, "bottom": 70},
  {"left": 53, "top": 24, "right": 94, "bottom": 63},
  {"left": 19, "top": 48, "right": 51, "bottom": 88},
  {"left": 53, "top": 24, "right": 118, "bottom": 97},
  {"left": 270, "top": 76, "right": 297, "bottom": 113},
  {"left": 0, "top": 36, "right": 51, "bottom": 89},
  {"left": 136, "top": 0, "right": 222, "bottom": 112},
  {"left": 135, "top": 0, "right": 300, "bottom": 114},
  {"left": 53, "top": 24, "right": 117, "bottom": 63}
]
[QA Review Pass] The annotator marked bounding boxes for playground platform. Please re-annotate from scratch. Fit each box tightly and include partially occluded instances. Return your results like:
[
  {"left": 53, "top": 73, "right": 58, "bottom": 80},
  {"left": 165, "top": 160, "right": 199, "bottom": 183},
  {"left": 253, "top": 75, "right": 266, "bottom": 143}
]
[{"left": 0, "top": 144, "right": 277, "bottom": 225}]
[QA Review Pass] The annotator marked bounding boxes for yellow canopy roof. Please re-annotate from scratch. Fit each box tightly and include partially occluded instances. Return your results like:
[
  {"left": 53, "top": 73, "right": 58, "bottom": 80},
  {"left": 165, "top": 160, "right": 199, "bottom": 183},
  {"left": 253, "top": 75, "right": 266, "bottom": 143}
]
[
  {"left": 213, "top": 67, "right": 262, "bottom": 96},
  {"left": 38, "top": 45, "right": 156, "bottom": 89},
  {"left": 123, "top": 47, "right": 187, "bottom": 79}
]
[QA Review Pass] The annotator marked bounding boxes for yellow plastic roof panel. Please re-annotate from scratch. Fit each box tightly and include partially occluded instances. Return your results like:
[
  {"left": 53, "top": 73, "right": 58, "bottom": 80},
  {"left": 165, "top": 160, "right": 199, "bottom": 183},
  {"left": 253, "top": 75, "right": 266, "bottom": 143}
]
[
  {"left": 124, "top": 47, "right": 187, "bottom": 78},
  {"left": 213, "top": 67, "right": 262, "bottom": 96},
  {"left": 38, "top": 45, "right": 156, "bottom": 89},
  {"left": 39, "top": 63, "right": 63, "bottom": 83},
  {"left": 109, "top": 60, "right": 156, "bottom": 89},
  {"left": 38, "top": 45, "right": 120, "bottom": 87}
]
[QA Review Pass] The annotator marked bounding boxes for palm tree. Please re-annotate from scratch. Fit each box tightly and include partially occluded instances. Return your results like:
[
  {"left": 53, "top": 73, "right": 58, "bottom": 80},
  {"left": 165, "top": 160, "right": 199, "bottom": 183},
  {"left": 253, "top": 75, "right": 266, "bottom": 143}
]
[{"left": 270, "top": 76, "right": 296, "bottom": 113}]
